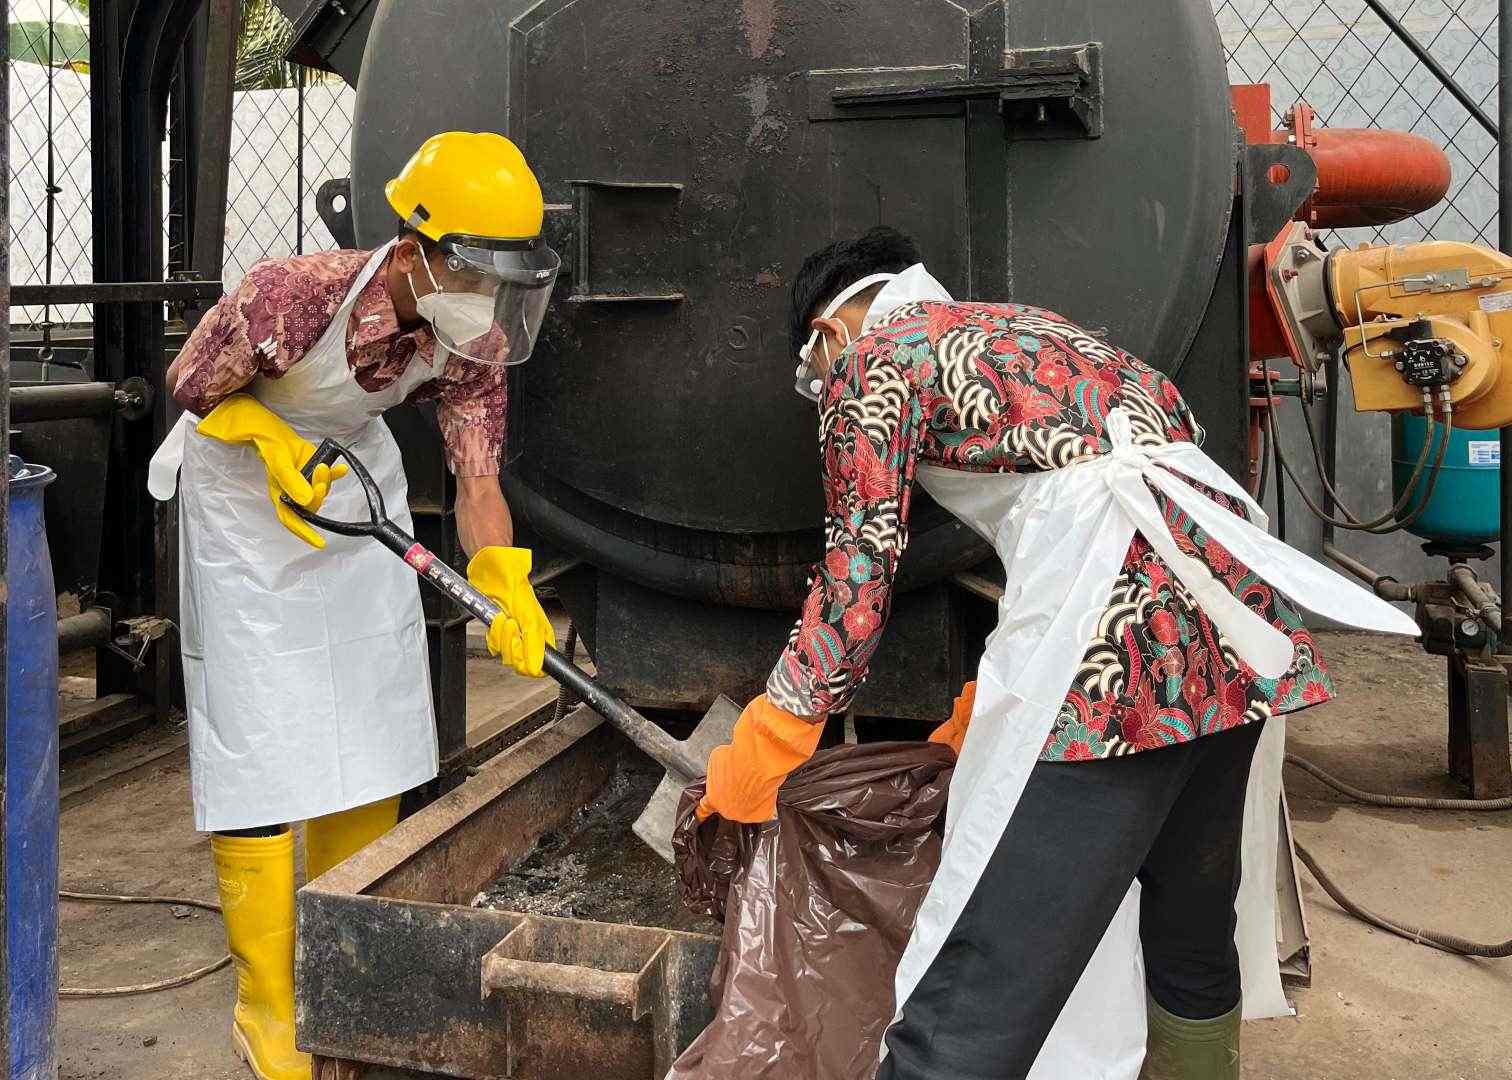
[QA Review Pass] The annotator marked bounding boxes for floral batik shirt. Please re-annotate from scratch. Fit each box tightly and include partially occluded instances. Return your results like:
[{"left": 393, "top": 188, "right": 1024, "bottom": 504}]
[
  {"left": 765, "top": 301, "right": 1335, "bottom": 761},
  {"left": 172, "top": 248, "right": 507, "bottom": 477}
]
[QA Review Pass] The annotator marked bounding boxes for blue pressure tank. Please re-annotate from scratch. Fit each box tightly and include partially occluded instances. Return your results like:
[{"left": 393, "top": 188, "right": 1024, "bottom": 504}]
[
  {"left": 6, "top": 454, "right": 59, "bottom": 1080},
  {"left": 1392, "top": 415, "right": 1501, "bottom": 546}
]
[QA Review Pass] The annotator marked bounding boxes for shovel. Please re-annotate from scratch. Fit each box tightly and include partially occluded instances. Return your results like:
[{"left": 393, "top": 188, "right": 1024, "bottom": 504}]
[{"left": 286, "top": 438, "right": 738, "bottom": 864}]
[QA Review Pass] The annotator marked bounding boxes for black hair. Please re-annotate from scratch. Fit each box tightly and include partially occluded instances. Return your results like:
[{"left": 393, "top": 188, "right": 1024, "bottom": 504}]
[
  {"left": 395, "top": 223, "right": 441, "bottom": 258},
  {"left": 788, "top": 226, "right": 924, "bottom": 355}
]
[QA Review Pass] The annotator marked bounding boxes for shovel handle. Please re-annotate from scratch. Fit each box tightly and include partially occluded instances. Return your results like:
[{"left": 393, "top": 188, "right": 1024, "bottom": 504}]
[
  {"left": 406, "top": 553, "right": 701, "bottom": 775},
  {"left": 288, "top": 439, "right": 708, "bottom": 781},
  {"left": 539, "top": 648, "right": 705, "bottom": 779}
]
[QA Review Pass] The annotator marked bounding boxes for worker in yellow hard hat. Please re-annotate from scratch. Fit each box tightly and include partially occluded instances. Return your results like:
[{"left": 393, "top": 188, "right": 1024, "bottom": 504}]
[{"left": 149, "top": 132, "right": 561, "bottom": 1080}]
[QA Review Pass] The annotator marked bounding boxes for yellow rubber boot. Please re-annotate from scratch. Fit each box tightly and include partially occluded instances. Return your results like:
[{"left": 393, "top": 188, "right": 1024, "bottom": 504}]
[
  {"left": 211, "top": 831, "right": 311, "bottom": 1080},
  {"left": 303, "top": 796, "right": 400, "bottom": 881}
]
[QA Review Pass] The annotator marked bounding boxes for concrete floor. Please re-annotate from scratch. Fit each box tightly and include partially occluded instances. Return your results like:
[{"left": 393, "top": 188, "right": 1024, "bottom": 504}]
[{"left": 54, "top": 631, "right": 1512, "bottom": 1080}]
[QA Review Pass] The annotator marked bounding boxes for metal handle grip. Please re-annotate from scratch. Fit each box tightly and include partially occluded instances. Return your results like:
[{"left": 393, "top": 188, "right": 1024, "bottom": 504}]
[
  {"left": 408, "top": 542, "right": 702, "bottom": 777},
  {"left": 288, "top": 439, "right": 704, "bottom": 781},
  {"left": 539, "top": 648, "right": 703, "bottom": 779}
]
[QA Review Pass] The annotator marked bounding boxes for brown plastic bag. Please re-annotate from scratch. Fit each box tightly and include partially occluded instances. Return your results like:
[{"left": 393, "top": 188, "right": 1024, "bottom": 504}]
[{"left": 669, "top": 741, "right": 955, "bottom": 1080}]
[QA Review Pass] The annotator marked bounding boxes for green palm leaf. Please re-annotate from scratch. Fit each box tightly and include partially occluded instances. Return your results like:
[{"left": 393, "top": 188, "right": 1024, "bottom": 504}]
[{"left": 7, "top": 0, "right": 328, "bottom": 88}]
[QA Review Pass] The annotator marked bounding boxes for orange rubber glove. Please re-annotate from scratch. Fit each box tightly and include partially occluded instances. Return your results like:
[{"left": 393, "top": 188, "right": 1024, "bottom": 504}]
[
  {"left": 696, "top": 695, "right": 825, "bottom": 824},
  {"left": 928, "top": 680, "right": 977, "bottom": 757}
]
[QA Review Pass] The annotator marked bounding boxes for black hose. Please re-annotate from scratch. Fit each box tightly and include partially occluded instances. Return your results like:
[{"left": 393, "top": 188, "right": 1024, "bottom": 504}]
[
  {"left": 1294, "top": 844, "right": 1512, "bottom": 958},
  {"left": 1285, "top": 756, "right": 1512, "bottom": 958},
  {"left": 58, "top": 891, "right": 231, "bottom": 997},
  {"left": 1292, "top": 370, "right": 1438, "bottom": 529},
  {"left": 1286, "top": 754, "right": 1512, "bottom": 810},
  {"left": 1268, "top": 375, "right": 1450, "bottom": 534}
]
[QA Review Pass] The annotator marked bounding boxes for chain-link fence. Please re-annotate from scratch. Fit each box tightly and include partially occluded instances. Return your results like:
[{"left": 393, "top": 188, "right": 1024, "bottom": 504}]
[
  {"left": 5, "top": 0, "right": 353, "bottom": 363},
  {"left": 9, "top": 0, "right": 92, "bottom": 337},
  {"left": 1217, "top": 0, "right": 1500, "bottom": 248},
  {"left": 3, "top": 1, "right": 1506, "bottom": 343},
  {"left": 223, "top": 68, "right": 354, "bottom": 288}
]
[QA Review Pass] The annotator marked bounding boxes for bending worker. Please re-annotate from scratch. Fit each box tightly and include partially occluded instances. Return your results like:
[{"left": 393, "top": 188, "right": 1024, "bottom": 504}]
[
  {"left": 696, "top": 227, "right": 1418, "bottom": 1079},
  {"left": 147, "top": 132, "right": 560, "bottom": 1080}
]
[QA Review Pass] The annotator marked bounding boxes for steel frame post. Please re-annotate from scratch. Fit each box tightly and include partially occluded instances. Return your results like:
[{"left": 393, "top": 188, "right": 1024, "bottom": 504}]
[
  {"left": 1500, "top": 0, "right": 1512, "bottom": 638},
  {"left": 90, "top": 0, "right": 208, "bottom": 719},
  {"left": 384, "top": 406, "right": 469, "bottom": 811},
  {"left": 1448, "top": 653, "right": 1512, "bottom": 799},
  {"left": 1, "top": 0, "right": 11, "bottom": 1061},
  {"left": 191, "top": 0, "right": 238, "bottom": 289}
]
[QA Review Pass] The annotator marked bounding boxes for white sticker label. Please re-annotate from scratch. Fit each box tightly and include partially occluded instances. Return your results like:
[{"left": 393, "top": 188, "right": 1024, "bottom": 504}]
[
  {"left": 1478, "top": 292, "right": 1512, "bottom": 313},
  {"left": 1468, "top": 440, "right": 1500, "bottom": 466}
]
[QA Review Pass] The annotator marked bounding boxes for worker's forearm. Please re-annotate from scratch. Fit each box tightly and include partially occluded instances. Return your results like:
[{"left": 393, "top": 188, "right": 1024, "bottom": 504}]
[{"left": 455, "top": 475, "right": 514, "bottom": 556}]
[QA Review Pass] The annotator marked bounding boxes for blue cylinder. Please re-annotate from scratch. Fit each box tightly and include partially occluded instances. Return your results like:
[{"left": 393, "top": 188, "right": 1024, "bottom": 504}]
[
  {"left": 1392, "top": 415, "right": 1501, "bottom": 546},
  {"left": 6, "top": 454, "right": 59, "bottom": 1080}
]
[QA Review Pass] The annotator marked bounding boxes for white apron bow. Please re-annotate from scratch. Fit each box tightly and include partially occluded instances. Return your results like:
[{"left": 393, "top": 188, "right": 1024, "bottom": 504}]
[{"left": 889, "top": 407, "right": 1417, "bottom": 1077}]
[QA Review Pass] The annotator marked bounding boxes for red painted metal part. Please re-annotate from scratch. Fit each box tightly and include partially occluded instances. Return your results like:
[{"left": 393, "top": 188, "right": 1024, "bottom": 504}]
[
  {"left": 1230, "top": 90, "right": 1452, "bottom": 230},
  {"left": 1231, "top": 83, "right": 1274, "bottom": 146},
  {"left": 1302, "top": 127, "right": 1452, "bottom": 229},
  {"left": 1227, "top": 87, "right": 1453, "bottom": 493}
]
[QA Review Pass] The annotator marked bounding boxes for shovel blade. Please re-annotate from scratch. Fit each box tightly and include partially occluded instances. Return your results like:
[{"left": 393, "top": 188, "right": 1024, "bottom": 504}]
[{"left": 631, "top": 694, "right": 742, "bottom": 864}]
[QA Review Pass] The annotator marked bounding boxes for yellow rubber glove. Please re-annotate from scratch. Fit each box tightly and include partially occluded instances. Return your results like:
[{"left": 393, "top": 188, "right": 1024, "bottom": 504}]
[
  {"left": 928, "top": 680, "right": 977, "bottom": 757},
  {"left": 196, "top": 395, "right": 347, "bottom": 549},
  {"left": 467, "top": 546, "right": 556, "bottom": 678},
  {"left": 696, "top": 695, "right": 825, "bottom": 824}
]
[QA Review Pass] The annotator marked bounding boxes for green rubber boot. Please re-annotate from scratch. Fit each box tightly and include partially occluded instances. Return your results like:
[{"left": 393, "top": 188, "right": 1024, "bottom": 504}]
[{"left": 1139, "top": 997, "right": 1241, "bottom": 1080}]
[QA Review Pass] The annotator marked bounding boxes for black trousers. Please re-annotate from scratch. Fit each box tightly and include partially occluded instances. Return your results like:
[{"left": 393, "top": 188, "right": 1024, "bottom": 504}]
[{"left": 878, "top": 721, "right": 1265, "bottom": 1080}]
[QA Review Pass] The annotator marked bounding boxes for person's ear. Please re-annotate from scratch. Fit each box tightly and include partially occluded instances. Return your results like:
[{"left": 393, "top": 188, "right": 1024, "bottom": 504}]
[
  {"left": 813, "top": 316, "right": 851, "bottom": 358},
  {"left": 810, "top": 315, "right": 846, "bottom": 342},
  {"left": 392, "top": 239, "right": 420, "bottom": 273}
]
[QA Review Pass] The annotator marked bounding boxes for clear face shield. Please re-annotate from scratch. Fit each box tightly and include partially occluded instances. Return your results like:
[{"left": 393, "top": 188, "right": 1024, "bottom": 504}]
[
  {"left": 793, "top": 272, "right": 897, "bottom": 403},
  {"left": 414, "top": 235, "right": 563, "bottom": 365}
]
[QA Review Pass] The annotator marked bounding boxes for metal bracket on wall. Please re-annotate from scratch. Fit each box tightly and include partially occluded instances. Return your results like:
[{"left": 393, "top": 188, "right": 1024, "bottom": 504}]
[
  {"left": 1242, "top": 144, "right": 1319, "bottom": 247},
  {"left": 315, "top": 177, "right": 357, "bottom": 250},
  {"left": 813, "top": 40, "right": 1104, "bottom": 140},
  {"left": 565, "top": 181, "right": 686, "bottom": 304}
]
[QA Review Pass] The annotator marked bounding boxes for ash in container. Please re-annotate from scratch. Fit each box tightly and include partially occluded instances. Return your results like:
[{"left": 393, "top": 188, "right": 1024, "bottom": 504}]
[{"left": 473, "top": 754, "right": 717, "bottom": 934}]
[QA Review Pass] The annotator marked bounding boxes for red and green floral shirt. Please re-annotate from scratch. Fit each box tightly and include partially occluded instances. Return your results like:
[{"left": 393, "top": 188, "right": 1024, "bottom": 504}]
[
  {"left": 171, "top": 248, "right": 507, "bottom": 477},
  {"left": 766, "top": 300, "right": 1335, "bottom": 761}
]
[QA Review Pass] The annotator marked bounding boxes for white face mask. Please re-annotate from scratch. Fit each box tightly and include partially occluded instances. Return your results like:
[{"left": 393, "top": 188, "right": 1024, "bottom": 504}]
[
  {"left": 795, "top": 272, "right": 896, "bottom": 403},
  {"left": 410, "top": 255, "right": 497, "bottom": 353}
]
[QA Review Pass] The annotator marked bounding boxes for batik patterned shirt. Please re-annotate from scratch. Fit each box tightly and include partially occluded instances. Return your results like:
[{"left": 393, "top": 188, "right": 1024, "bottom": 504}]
[
  {"left": 172, "top": 248, "right": 507, "bottom": 476},
  {"left": 766, "top": 301, "right": 1335, "bottom": 761}
]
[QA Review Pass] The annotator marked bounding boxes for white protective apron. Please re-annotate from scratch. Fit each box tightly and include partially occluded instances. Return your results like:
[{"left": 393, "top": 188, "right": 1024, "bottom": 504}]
[
  {"left": 149, "top": 241, "right": 441, "bottom": 831},
  {"left": 889, "top": 407, "right": 1420, "bottom": 1077}
]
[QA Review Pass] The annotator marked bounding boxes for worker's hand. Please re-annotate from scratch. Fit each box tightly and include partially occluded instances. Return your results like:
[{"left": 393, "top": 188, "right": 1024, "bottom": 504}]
[
  {"left": 695, "top": 695, "right": 825, "bottom": 824},
  {"left": 927, "top": 680, "right": 977, "bottom": 757},
  {"left": 196, "top": 395, "right": 347, "bottom": 549},
  {"left": 467, "top": 546, "right": 556, "bottom": 678}
]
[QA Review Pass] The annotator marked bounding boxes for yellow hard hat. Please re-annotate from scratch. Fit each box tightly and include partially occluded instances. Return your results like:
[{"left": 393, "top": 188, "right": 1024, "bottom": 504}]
[{"left": 385, "top": 131, "right": 544, "bottom": 243}]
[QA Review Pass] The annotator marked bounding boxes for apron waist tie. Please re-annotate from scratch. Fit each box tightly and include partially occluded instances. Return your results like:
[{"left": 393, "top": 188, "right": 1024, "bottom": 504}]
[{"left": 1098, "top": 411, "right": 1298, "bottom": 680}]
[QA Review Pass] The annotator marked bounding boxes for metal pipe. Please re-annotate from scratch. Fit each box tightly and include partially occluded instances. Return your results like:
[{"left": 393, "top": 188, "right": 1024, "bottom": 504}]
[
  {"left": 1449, "top": 565, "right": 1502, "bottom": 632},
  {"left": 10, "top": 383, "right": 122, "bottom": 423},
  {"left": 57, "top": 609, "right": 112, "bottom": 654},
  {"left": 1500, "top": 0, "right": 1512, "bottom": 640},
  {"left": 1363, "top": 0, "right": 1498, "bottom": 138},
  {"left": 10, "top": 281, "right": 223, "bottom": 307},
  {"left": 1322, "top": 542, "right": 1417, "bottom": 602}
]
